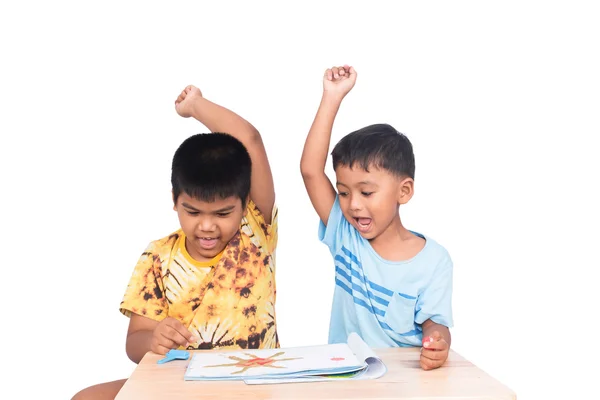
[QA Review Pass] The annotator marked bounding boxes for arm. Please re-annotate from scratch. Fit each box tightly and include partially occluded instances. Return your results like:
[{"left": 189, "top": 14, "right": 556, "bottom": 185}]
[
  {"left": 126, "top": 314, "right": 196, "bottom": 364},
  {"left": 300, "top": 94, "right": 341, "bottom": 225},
  {"left": 420, "top": 319, "right": 451, "bottom": 370},
  {"left": 175, "top": 86, "right": 275, "bottom": 223},
  {"left": 300, "top": 65, "right": 357, "bottom": 224},
  {"left": 125, "top": 314, "right": 157, "bottom": 364}
]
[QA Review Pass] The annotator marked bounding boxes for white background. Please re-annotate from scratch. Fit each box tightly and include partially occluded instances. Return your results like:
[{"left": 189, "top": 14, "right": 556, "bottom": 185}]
[{"left": 1, "top": 1, "right": 599, "bottom": 399}]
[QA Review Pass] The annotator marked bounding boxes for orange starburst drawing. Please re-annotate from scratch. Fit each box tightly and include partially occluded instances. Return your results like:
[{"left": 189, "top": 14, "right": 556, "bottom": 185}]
[{"left": 205, "top": 352, "right": 302, "bottom": 374}]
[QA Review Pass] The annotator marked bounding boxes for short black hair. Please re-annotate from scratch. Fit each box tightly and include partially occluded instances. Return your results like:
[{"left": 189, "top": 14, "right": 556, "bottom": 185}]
[
  {"left": 331, "top": 123, "right": 415, "bottom": 179},
  {"left": 171, "top": 133, "right": 251, "bottom": 205}
]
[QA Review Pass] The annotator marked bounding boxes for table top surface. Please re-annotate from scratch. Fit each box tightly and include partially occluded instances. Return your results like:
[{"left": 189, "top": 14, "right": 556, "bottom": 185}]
[{"left": 115, "top": 347, "right": 515, "bottom": 399}]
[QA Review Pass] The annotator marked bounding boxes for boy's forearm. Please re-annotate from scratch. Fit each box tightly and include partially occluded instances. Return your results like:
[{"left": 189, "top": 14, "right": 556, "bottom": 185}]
[
  {"left": 190, "top": 97, "right": 261, "bottom": 143},
  {"left": 300, "top": 93, "right": 344, "bottom": 176},
  {"left": 126, "top": 330, "right": 154, "bottom": 364}
]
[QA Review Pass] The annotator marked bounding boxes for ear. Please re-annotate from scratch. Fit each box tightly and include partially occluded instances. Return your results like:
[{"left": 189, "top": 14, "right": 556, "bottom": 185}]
[
  {"left": 397, "top": 177, "right": 414, "bottom": 205},
  {"left": 172, "top": 190, "right": 177, "bottom": 211}
]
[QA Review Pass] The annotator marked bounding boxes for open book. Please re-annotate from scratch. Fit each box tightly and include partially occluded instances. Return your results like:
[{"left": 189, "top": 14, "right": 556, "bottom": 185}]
[{"left": 183, "top": 332, "right": 386, "bottom": 384}]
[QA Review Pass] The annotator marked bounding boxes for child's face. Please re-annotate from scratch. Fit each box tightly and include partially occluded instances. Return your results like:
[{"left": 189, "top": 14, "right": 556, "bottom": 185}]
[
  {"left": 174, "top": 192, "right": 245, "bottom": 262},
  {"left": 335, "top": 165, "right": 413, "bottom": 240}
]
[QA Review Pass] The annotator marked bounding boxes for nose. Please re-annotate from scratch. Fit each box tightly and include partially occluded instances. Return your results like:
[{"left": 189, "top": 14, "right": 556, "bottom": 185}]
[
  {"left": 349, "top": 195, "right": 363, "bottom": 212},
  {"left": 196, "top": 216, "right": 217, "bottom": 233}
]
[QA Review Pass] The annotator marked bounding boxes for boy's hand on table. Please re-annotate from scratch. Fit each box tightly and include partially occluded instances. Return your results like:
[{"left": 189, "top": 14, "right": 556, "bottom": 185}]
[
  {"left": 420, "top": 330, "right": 449, "bottom": 370},
  {"left": 151, "top": 317, "right": 198, "bottom": 355},
  {"left": 175, "top": 85, "right": 203, "bottom": 118}
]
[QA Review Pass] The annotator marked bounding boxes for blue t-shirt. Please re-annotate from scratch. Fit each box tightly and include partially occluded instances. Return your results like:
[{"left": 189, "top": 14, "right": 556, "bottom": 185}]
[{"left": 319, "top": 197, "right": 453, "bottom": 348}]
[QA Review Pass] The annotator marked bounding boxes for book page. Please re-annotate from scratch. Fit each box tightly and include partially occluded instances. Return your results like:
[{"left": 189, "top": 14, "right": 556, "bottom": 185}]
[
  {"left": 184, "top": 343, "right": 366, "bottom": 380},
  {"left": 347, "top": 332, "right": 376, "bottom": 361},
  {"left": 347, "top": 332, "right": 387, "bottom": 379},
  {"left": 245, "top": 332, "right": 387, "bottom": 384}
]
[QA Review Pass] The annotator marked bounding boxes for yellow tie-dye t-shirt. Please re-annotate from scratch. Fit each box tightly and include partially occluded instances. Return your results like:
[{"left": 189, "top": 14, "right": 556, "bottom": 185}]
[{"left": 120, "top": 200, "right": 278, "bottom": 350}]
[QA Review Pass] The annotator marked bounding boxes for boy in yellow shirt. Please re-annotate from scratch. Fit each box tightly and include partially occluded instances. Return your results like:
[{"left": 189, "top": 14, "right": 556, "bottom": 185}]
[{"left": 73, "top": 85, "right": 278, "bottom": 399}]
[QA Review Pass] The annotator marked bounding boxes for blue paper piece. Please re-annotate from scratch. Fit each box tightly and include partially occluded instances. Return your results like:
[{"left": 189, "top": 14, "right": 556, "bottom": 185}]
[{"left": 157, "top": 349, "right": 190, "bottom": 364}]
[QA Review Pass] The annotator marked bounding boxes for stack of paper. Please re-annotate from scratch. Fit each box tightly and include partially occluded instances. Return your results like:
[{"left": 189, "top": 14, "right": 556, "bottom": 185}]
[{"left": 183, "top": 332, "right": 387, "bottom": 385}]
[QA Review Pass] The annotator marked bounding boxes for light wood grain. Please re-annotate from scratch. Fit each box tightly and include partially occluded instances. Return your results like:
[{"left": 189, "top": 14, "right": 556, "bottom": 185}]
[{"left": 116, "top": 348, "right": 516, "bottom": 399}]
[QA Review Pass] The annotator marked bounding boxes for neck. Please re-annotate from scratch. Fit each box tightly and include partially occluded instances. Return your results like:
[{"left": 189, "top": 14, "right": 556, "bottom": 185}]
[{"left": 369, "top": 214, "right": 414, "bottom": 258}]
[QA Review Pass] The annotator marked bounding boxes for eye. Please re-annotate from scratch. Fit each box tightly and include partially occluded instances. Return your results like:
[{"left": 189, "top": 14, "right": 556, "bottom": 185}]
[
  {"left": 186, "top": 210, "right": 199, "bottom": 216},
  {"left": 361, "top": 192, "right": 373, "bottom": 197},
  {"left": 338, "top": 192, "right": 349, "bottom": 197},
  {"left": 216, "top": 212, "right": 232, "bottom": 217}
]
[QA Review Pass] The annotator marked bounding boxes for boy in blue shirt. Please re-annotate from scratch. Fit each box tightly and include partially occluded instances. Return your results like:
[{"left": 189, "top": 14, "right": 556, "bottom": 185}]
[{"left": 300, "top": 65, "right": 453, "bottom": 370}]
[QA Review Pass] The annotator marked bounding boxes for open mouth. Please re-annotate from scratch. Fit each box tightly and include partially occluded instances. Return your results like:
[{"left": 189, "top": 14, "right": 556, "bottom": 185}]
[
  {"left": 197, "top": 237, "right": 219, "bottom": 249},
  {"left": 354, "top": 217, "right": 372, "bottom": 233}
]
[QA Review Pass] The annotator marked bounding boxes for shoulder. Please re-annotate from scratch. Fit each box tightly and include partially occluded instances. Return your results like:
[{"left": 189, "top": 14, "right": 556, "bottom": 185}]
[
  {"left": 244, "top": 200, "right": 277, "bottom": 227},
  {"left": 241, "top": 200, "right": 278, "bottom": 253},
  {"left": 142, "top": 229, "right": 184, "bottom": 258},
  {"left": 422, "top": 234, "right": 451, "bottom": 260},
  {"left": 411, "top": 232, "right": 453, "bottom": 272}
]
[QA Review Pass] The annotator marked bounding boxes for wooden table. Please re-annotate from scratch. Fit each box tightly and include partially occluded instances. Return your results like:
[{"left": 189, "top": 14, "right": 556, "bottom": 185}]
[{"left": 116, "top": 348, "right": 516, "bottom": 399}]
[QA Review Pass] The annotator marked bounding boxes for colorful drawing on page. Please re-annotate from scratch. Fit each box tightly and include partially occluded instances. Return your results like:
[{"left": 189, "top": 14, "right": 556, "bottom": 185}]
[
  {"left": 204, "top": 352, "right": 303, "bottom": 374},
  {"left": 331, "top": 357, "right": 345, "bottom": 361}
]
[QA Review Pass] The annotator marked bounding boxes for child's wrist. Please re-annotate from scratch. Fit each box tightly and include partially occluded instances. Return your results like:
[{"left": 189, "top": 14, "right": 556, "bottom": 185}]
[
  {"left": 189, "top": 97, "right": 208, "bottom": 119},
  {"left": 322, "top": 91, "right": 345, "bottom": 105}
]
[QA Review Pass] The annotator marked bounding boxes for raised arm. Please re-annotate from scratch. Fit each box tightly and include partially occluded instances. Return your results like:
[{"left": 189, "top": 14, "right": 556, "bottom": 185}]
[
  {"left": 300, "top": 65, "right": 357, "bottom": 225},
  {"left": 175, "top": 86, "right": 275, "bottom": 223}
]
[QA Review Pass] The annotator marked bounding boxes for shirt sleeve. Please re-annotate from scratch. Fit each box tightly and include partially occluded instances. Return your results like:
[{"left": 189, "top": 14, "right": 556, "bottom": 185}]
[
  {"left": 119, "top": 242, "right": 169, "bottom": 322},
  {"left": 245, "top": 200, "right": 278, "bottom": 254},
  {"left": 414, "top": 251, "right": 454, "bottom": 328},
  {"left": 318, "top": 196, "right": 346, "bottom": 252}
]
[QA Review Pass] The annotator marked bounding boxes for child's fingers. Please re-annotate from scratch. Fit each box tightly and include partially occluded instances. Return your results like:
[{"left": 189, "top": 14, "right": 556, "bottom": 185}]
[
  {"left": 160, "top": 325, "right": 190, "bottom": 347},
  {"left": 167, "top": 318, "right": 198, "bottom": 343},
  {"left": 159, "top": 319, "right": 194, "bottom": 346},
  {"left": 423, "top": 332, "right": 447, "bottom": 350},
  {"left": 153, "top": 332, "right": 177, "bottom": 351},
  {"left": 421, "top": 347, "right": 447, "bottom": 361},
  {"left": 325, "top": 68, "right": 333, "bottom": 80},
  {"left": 152, "top": 343, "right": 172, "bottom": 355},
  {"left": 332, "top": 67, "right": 340, "bottom": 79},
  {"left": 423, "top": 331, "right": 448, "bottom": 350},
  {"left": 423, "top": 339, "right": 448, "bottom": 351},
  {"left": 420, "top": 354, "right": 442, "bottom": 370}
]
